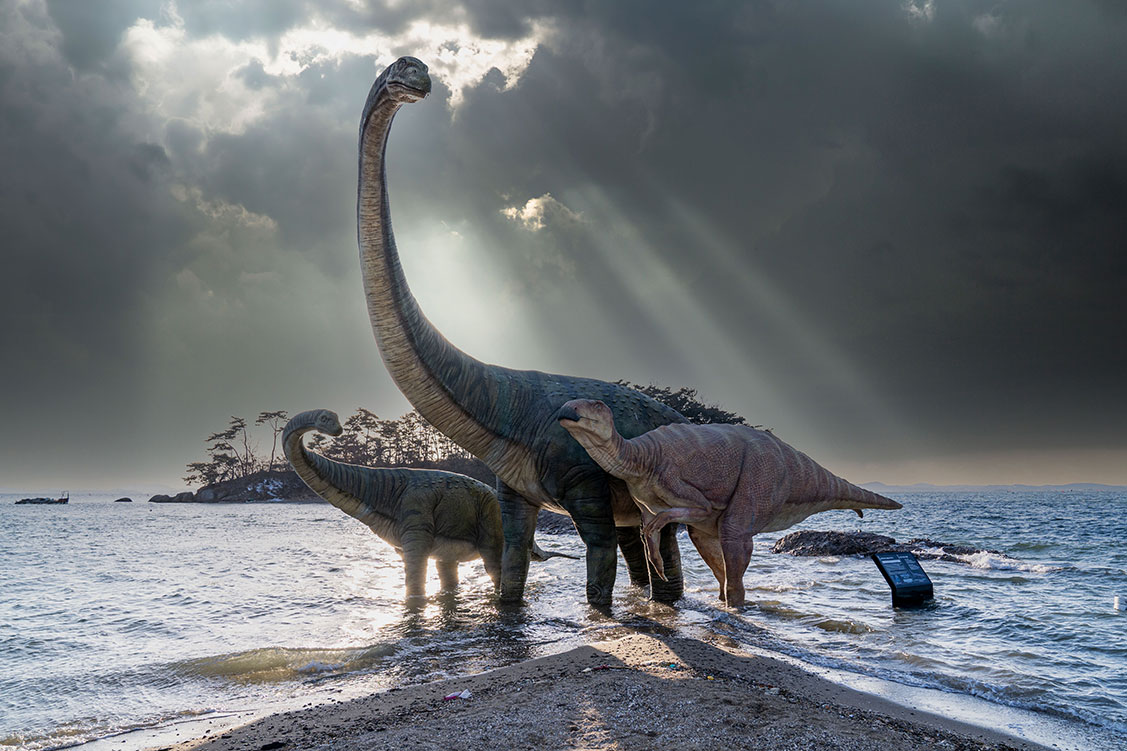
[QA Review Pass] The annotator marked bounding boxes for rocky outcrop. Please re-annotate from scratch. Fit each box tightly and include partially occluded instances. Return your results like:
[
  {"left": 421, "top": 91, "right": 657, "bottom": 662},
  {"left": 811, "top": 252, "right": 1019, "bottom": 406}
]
[
  {"left": 113, "top": 497, "right": 133, "bottom": 503},
  {"left": 771, "top": 530, "right": 1006, "bottom": 564},
  {"left": 147, "top": 470, "right": 323, "bottom": 504},
  {"left": 148, "top": 492, "right": 195, "bottom": 503}
]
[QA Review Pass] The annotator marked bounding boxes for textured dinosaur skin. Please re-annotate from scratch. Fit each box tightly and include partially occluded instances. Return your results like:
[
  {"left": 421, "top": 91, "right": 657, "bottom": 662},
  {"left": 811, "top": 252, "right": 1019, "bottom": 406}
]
[
  {"left": 284, "top": 409, "right": 504, "bottom": 598},
  {"left": 557, "top": 399, "right": 903, "bottom": 607},
  {"left": 356, "top": 57, "right": 688, "bottom": 606}
]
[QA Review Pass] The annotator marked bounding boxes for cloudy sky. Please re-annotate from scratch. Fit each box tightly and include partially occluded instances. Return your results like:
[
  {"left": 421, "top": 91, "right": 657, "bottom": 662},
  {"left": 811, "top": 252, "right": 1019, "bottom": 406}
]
[{"left": 2, "top": 0, "right": 1124, "bottom": 490}]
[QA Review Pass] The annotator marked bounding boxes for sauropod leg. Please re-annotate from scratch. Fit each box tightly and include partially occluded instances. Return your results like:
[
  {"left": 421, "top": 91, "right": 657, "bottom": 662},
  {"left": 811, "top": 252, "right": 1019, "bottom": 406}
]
[
  {"left": 616, "top": 525, "right": 652, "bottom": 587},
  {"left": 498, "top": 481, "right": 537, "bottom": 603},
  {"left": 436, "top": 560, "right": 459, "bottom": 591},
  {"left": 402, "top": 551, "right": 429, "bottom": 599}
]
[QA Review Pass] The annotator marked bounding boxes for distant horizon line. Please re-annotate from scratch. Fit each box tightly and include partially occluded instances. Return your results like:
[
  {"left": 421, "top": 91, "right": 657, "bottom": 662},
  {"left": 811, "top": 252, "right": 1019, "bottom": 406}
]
[{"left": 3, "top": 480, "right": 1127, "bottom": 496}]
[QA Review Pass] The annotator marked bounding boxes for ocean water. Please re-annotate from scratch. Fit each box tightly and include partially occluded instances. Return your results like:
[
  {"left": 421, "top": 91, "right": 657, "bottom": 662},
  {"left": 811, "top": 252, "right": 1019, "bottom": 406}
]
[{"left": 1, "top": 490, "right": 1124, "bottom": 750}]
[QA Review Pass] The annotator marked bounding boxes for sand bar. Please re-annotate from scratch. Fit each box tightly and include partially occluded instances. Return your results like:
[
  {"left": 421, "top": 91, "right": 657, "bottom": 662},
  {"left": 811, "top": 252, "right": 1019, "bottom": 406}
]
[{"left": 158, "top": 632, "right": 1052, "bottom": 751}]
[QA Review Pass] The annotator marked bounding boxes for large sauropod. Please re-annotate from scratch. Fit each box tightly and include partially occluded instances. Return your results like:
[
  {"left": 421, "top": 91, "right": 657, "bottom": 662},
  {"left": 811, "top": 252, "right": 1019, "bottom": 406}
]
[
  {"left": 557, "top": 399, "right": 902, "bottom": 607},
  {"left": 355, "top": 56, "right": 688, "bottom": 606}
]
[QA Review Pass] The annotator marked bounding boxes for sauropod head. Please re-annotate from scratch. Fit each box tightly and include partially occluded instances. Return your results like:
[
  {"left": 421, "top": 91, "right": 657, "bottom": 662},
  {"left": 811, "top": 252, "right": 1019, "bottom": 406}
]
[
  {"left": 313, "top": 409, "right": 344, "bottom": 437},
  {"left": 384, "top": 56, "right": 431, "bottom": 103}
]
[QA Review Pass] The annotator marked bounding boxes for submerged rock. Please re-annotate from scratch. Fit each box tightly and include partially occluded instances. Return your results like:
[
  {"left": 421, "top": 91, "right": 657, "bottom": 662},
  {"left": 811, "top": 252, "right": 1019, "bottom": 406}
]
[
  {"left": 771, "top": 530, "right": 1007, "bottom": 564},
  {"left": 113, "top": 497, "right": 133, "bottom": 503}
]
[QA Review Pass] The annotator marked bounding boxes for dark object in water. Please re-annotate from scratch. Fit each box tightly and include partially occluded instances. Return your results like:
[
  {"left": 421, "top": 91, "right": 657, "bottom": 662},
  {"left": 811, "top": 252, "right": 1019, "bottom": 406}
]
[
  {"left": 872, "top": 551, "right": 934, "bottom": 608},
  {"left": 15, "top": 492, "right": 68, "bottom": 505},
  {"left": 113, "top": 497, "right": 133, "bottom": 503}
]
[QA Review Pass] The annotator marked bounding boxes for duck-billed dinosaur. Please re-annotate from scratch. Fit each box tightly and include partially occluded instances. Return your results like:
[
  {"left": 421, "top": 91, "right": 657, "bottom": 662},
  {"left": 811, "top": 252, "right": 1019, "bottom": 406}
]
[
  {"left": 557, "top": 399, "right": 903, "bottom": 607},
  {"left": 356, "top": 57, "right": 688, "bottom": 606}
]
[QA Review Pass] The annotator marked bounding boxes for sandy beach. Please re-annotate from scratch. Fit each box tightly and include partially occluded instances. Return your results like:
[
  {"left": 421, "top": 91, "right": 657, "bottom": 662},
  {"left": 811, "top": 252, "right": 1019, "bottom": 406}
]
[{"left": 161, "top": 633, "right": 1049, "bottom": 751}]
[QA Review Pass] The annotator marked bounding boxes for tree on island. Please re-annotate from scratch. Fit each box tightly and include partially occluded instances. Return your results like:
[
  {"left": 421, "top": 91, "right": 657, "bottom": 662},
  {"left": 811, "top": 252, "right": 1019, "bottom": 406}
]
[
  {"left": 255, "top": 410, "right": 289, "bottom": 472},
  {"left": 614, "top": 380, "right": 747, "bottom": 425},
  {"left": 183, "top": 416, "right": 257, "bottom": 486}
]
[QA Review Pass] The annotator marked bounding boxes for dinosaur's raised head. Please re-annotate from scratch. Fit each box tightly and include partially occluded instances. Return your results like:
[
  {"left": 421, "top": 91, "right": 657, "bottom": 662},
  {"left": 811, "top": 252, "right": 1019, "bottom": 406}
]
[
  {"left": 311, "top": 409, "right": 344, "bottom": 437},
  {"left": 556, "top": 399, "right": 617, "bottom": 446},
  {"left": 361, "top": 56, "right": 431, "bottom": 134},
  {"left": 384, "top": 56, "right": 431, "bottom": 103}
]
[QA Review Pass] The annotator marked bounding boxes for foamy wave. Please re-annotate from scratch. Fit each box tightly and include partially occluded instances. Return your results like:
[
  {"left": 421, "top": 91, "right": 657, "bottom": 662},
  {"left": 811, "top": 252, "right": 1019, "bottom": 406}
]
[
  {"left": 917, "top": 548, "right": 1062, "bottom": 573},
  {"left": 175, "top": 644, "right": 397, "bottom": 683}
]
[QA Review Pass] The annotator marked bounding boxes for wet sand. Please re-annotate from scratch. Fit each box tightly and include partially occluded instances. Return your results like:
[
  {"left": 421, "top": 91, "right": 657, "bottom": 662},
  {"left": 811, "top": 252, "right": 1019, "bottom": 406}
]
[{"left": 162, "top": 633, "right": 1050, "bottom": 751}]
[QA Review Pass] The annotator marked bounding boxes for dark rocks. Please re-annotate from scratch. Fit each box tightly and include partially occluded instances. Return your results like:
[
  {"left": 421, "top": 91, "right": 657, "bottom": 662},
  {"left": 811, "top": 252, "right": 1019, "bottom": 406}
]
[
  {"left": 147, "top": 491, "right": 195, "bottom": 503},
  {"left": 771, "top": 530, "right": 1008, "bottom": 564},
  {"left": 113, "top": 497, "right": 133, "bottom": 503},
  {"left": 148, "top": 471, "right": 322, "bottom": 503},
  {"left": 15, "top": 496, "right": 67, "bottom": 505},
  {"left": 771, "top": 531, "right": 897, "bottom": 557}
]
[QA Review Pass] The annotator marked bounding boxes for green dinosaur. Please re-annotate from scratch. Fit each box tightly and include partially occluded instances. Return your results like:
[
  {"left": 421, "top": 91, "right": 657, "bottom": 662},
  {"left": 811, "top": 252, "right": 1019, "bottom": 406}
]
[
  {"left": 356, "top": 57, "right": 688, "bottom": 606},
  {"left": 557, "top": 399, "right": 903, "bottom": 607},
  {"left": 284, "top": 409, "right": 509, "bottom": 597}
]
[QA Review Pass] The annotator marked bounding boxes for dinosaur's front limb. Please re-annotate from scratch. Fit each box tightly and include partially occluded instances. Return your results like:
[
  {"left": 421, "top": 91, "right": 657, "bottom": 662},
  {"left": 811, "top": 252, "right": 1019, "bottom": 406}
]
[
  {"left": 402, "top": 551, "right": 429, "bottom": 599},
  {"left": 637, "top": 508, "right": 666, "bottom": 581},
  {"left": 498, "top": 481, "right": 537, "bottom": 602},
  {"left": 566, "top": 476, "right": 619, "bottom": 608},
  {"left": 616, "top": 526, "right": 652, "bottom": 587},
  {"left": 650, "top": 525, "right": 684, "bottom": 603},
  {"left": 641, "top": 507, "right": 714, "bottom": 539},
  {"left": 436, "top": 560, "right": 459, "bottom": 591}
]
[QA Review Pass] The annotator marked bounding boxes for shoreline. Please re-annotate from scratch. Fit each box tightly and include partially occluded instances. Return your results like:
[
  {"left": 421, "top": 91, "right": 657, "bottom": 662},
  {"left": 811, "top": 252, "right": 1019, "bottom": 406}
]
[{"left": 156, "top": 633, "right": 1055, "bottom": 751}]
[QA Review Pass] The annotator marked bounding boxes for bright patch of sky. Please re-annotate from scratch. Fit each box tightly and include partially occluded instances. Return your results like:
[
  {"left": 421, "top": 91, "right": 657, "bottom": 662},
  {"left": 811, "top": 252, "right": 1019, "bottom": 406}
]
[{"left": 122, "top": 2, "right": 545, "bottom": 137}]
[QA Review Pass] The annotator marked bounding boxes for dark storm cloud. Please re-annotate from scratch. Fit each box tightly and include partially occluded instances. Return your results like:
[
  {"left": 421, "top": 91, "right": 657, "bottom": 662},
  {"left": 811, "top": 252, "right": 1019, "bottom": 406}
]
[
  {"left": 0, "top": 1, "right": 197, "bottom": 481},
  {"left": 2, "top": 0, "right": 1124, "bottom": 487},
  {"left": 427, "top": 1, "right": 1127, "bottom": 459}
]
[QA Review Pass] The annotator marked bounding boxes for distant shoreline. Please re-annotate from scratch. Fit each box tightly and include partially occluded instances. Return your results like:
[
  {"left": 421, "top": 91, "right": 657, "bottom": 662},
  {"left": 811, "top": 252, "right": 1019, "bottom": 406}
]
[{"left": 861, "top": 482, "right": 1127, "bottom": 493}]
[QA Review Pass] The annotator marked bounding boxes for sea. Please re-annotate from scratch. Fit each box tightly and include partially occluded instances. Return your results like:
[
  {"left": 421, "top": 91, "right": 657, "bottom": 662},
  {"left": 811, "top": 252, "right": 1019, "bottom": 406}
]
[{"left": 1, "top": 489, "right": 1124, "bottom": 750}]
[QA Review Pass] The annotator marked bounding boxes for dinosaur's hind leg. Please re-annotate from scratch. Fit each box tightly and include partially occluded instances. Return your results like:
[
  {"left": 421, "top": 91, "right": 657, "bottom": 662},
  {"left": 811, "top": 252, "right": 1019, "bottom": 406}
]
[
  {"left": 718, "top": 525, "right": 754, "bottom": 608},
  {"left": 687, "top": 527, "right": 726, "bottom": 599},
  {"left": 436, "top": 560, "right": 459, "bottom": 591}
]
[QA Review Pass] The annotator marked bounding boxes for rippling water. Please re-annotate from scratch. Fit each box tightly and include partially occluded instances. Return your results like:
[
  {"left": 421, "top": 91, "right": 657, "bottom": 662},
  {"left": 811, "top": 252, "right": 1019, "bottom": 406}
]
[{"left": 1, "top": 490, "right": 1124, "bottom": 750}]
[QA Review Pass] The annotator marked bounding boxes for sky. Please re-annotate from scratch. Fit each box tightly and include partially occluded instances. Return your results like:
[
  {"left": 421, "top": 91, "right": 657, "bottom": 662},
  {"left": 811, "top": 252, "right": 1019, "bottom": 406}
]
[{"left": 1, "top": 0, "right": 1125, "bottom": 490}]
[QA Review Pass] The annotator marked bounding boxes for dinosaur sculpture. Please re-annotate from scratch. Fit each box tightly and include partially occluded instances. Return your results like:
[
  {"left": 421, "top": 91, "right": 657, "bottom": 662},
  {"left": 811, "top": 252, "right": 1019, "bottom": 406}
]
[
  {"left": 283, "top": 409, "right": 506, "bottom": 597},
  {"left": 356, "top": 56, "right": 688, "bottom": 605},
  {"left": 556, "top": 399, "right": 903, "bottom": 607}
]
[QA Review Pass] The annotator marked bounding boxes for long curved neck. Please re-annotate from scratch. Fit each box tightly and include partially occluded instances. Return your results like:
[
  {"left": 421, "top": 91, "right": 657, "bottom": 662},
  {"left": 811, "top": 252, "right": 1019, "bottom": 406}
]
[
  {"left": 358, "top": 92, "right": 512, "bottom": 465},
  {"left": 572, "top": 429, "right": 654, "bottom": 483},
  {"left": 282, "top": 416, "right": 393, "bottom": 525}
]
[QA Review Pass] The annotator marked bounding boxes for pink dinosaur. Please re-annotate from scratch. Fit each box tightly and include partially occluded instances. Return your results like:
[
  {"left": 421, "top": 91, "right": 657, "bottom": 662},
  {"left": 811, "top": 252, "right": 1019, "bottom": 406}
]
[{"left": 556, "top": 399, "right": 902, "bottom": 606}]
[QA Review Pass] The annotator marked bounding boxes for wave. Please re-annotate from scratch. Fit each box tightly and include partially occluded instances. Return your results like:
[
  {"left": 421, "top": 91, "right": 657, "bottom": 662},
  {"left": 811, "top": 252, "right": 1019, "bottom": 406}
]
[
  {"left": 916, "top": 548, "right": 1063, "bottom": 573},
  {"left": 174, "top": 643, "right": 398, "bottom": 684}
]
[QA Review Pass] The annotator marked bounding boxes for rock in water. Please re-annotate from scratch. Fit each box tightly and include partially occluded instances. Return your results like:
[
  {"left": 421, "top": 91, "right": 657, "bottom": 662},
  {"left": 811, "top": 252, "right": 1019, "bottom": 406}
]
[{"left": 771, "top": 531, "right": 898, "bottom": 556}]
